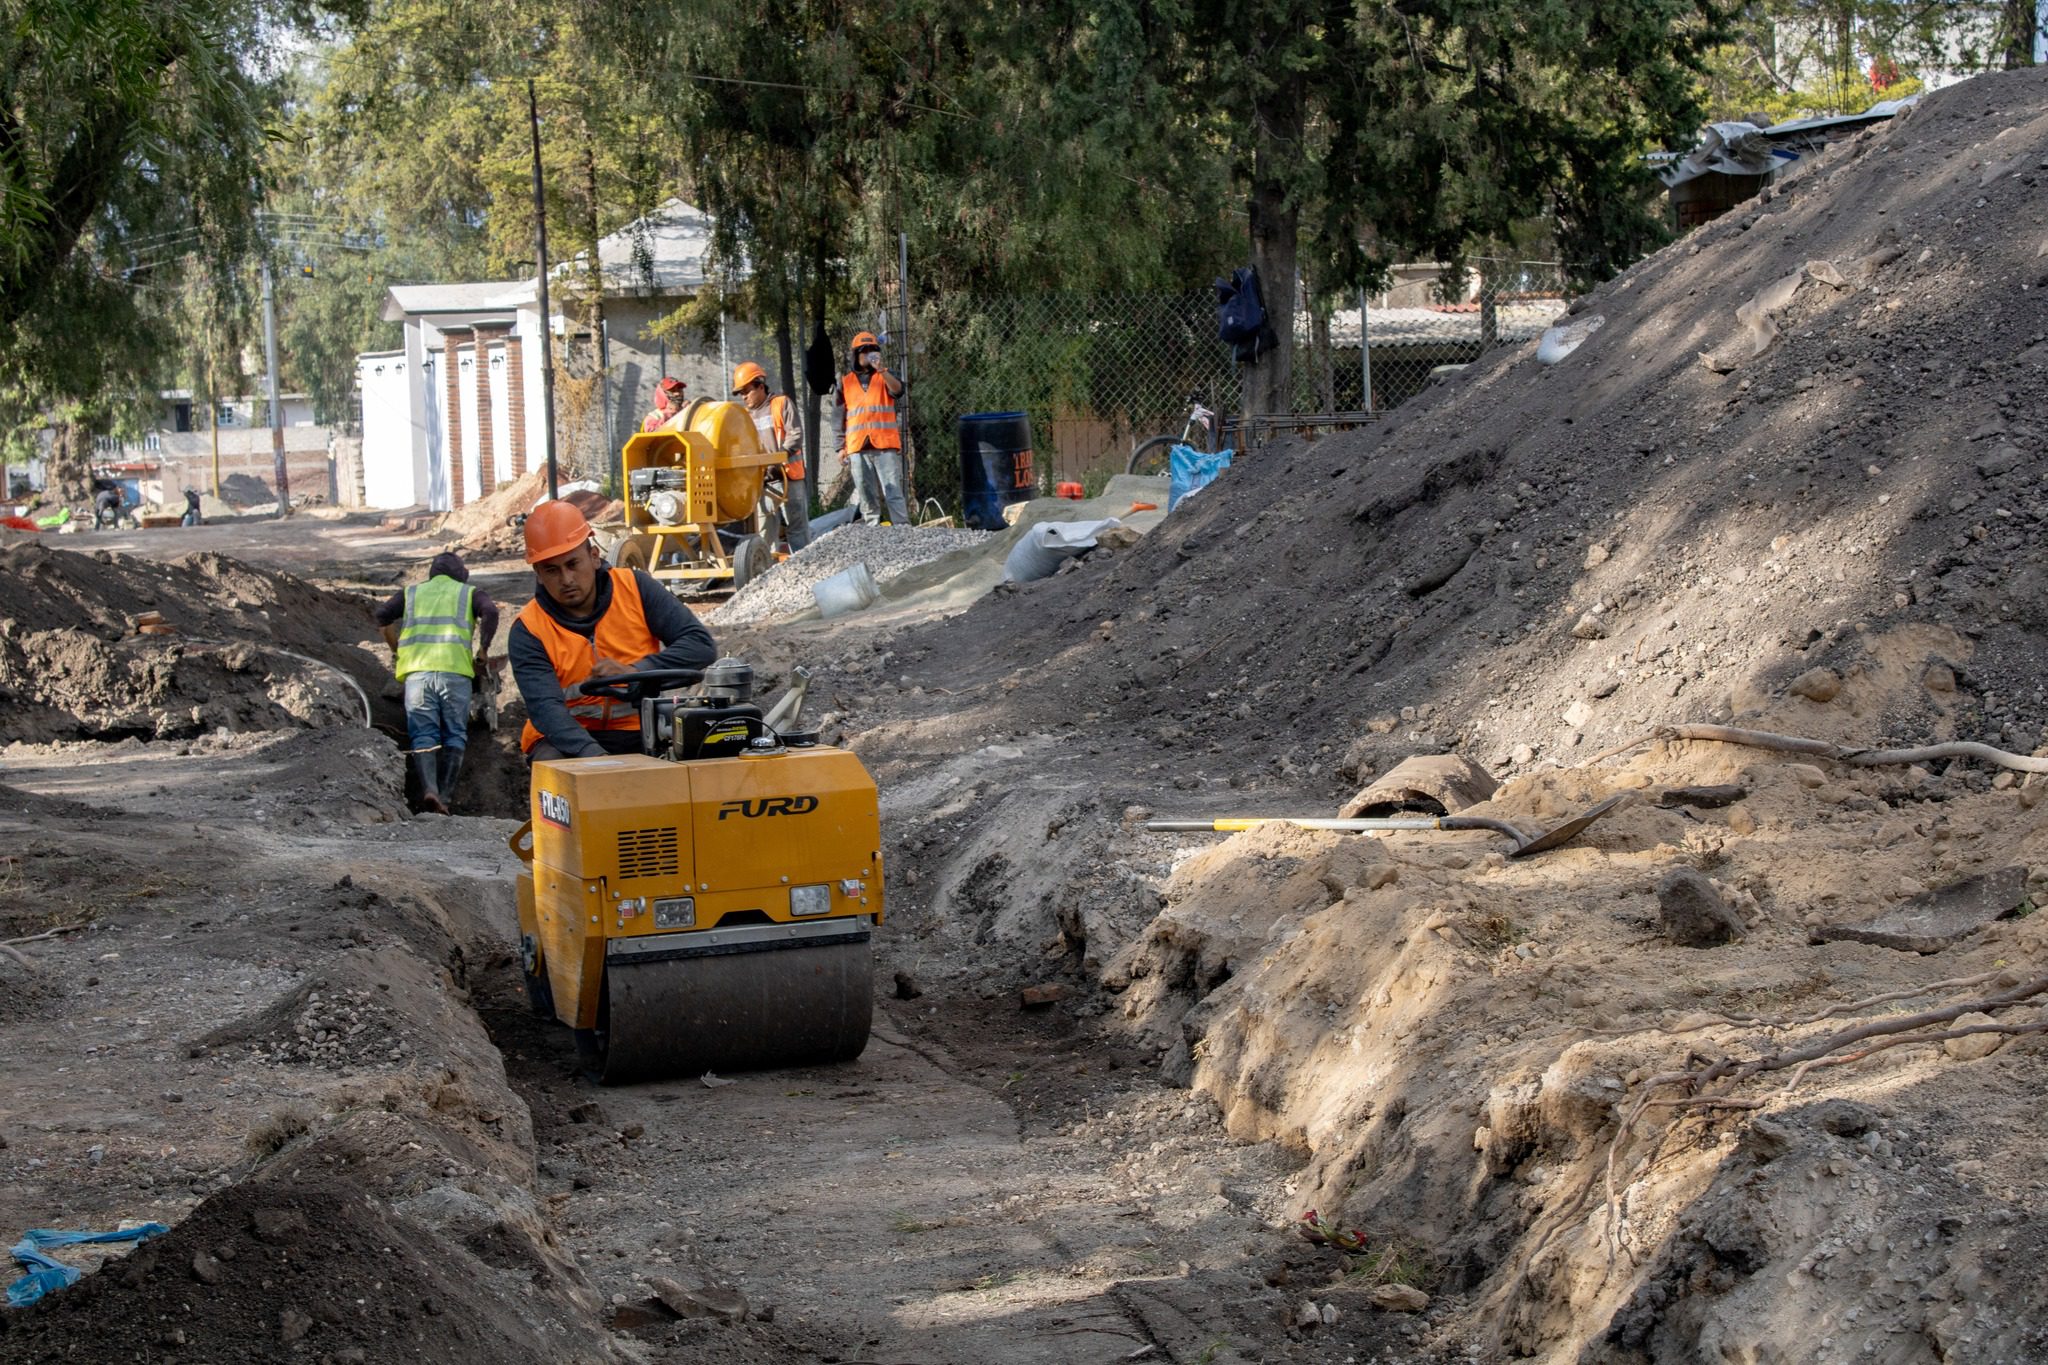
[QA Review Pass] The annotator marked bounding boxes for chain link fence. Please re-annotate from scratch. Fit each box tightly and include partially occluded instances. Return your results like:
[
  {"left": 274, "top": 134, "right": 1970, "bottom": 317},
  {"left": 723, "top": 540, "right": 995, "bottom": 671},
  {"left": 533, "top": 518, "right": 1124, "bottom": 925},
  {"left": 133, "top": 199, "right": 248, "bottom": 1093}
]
[
  {"left": 568, "top": 260, "right": 1572, "bottom": 516},
  {"left": 884, "top": 261, "right": 1571, "bottom": 511}
]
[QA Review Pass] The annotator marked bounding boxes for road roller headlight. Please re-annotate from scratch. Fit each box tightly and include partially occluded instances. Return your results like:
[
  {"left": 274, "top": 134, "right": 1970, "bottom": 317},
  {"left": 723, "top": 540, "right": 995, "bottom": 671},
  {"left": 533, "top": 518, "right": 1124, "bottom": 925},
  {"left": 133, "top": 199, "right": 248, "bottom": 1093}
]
[
  {"left": 652, "top": 896, "right": 695, "bottom": 928},
  {"left": 790, "top": 884, "right": 832, "bottom": 917}
]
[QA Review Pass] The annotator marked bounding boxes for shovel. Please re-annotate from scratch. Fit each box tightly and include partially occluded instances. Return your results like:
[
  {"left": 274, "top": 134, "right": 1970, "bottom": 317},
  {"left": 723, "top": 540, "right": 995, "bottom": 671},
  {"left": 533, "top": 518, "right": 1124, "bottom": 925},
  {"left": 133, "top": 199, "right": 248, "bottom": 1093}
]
[{"left": 1145, "top": 793, "right": 1627, "bottom": 859}]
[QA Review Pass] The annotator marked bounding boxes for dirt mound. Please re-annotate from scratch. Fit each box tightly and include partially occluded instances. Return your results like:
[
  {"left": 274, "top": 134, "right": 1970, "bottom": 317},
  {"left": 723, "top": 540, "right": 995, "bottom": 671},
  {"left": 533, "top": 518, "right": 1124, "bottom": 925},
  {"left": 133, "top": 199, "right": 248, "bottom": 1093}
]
[
  {"left": 0, "top": 1121, "right": 605, "bottom": 1364},
  {"left": 0, "top": 542, "right": 391, "bottom": 743},
  {"left": 444, "top": 470, "right": 621, "bottom": 557},
  {"left": 806, "top": 67, "right": 2048, "bottom": 1363},
  {"left": 888, "top": 70, "right": 2048, "bottom": 790}
]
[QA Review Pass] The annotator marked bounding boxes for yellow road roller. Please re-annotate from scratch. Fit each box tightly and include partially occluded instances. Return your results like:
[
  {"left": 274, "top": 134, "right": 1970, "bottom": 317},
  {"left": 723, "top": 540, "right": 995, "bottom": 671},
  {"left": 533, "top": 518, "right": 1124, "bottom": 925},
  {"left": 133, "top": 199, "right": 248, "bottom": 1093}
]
[
  {"left": 606, "top": 398, "right": 786, "bottom": 593},
  {"left": 513, "top": 661, "right": 882, "bottom": 1083}
]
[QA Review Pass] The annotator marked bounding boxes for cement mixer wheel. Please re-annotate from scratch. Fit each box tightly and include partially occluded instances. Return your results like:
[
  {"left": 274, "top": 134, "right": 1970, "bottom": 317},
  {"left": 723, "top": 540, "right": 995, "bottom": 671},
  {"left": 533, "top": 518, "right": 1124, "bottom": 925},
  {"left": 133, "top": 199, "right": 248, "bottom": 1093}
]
[
  {"left": 607, "top": 536, "right": 652, "bottom": 572},
  {"left": 732, "top": 535, "right": 771, "bottom": 590}
]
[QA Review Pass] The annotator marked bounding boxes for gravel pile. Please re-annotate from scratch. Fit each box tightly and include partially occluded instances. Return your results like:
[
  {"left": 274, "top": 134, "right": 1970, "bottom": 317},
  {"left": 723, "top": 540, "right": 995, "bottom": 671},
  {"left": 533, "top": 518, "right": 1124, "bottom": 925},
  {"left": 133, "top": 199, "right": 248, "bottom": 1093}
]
[
  {"left": 257, "top": 987, "right": 410, "bottom": 1069},
  {"left": 713, "top": 522, "right": 992, "bottom": 624}
]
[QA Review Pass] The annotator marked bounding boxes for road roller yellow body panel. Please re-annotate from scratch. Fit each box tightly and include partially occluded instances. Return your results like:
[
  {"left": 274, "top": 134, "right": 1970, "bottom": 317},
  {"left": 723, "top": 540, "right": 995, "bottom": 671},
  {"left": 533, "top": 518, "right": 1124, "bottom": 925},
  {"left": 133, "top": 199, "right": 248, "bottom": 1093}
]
[{"left": 514, "top": 696, "right": 883, "bottom": 1083}]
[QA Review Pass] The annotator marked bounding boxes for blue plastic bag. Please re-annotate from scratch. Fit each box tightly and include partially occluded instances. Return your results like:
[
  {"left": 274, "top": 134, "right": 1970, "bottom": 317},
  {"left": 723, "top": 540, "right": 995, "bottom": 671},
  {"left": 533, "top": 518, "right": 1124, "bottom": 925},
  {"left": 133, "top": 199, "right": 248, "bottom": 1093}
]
[
  {"left": 7, "top": 1224, "right": 170, "bottom": 1308},
  {"left": 1168, "top": 444, "right": 1235, "bottom": 510}
]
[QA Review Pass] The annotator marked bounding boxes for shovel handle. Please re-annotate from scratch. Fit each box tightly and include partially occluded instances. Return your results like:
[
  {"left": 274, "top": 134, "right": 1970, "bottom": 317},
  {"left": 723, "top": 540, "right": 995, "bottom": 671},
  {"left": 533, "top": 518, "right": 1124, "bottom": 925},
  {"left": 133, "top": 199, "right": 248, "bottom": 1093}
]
[{"left": 1146, "top": 817, "right": 1445, "bottom": 833}]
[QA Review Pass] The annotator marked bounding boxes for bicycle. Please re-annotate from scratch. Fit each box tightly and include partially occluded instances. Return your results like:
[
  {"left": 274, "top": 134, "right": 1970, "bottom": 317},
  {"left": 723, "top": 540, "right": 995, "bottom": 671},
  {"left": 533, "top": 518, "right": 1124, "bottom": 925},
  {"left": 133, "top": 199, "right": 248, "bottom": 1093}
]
[{"left": 1126, "top": 395, "right": 1221, "bottom": 477}]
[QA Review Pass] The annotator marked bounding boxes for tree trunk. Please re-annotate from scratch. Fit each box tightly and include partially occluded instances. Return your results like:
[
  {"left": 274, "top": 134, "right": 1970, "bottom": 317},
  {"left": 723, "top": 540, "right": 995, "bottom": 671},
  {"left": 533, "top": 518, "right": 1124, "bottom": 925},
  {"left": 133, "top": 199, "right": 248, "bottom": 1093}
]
[
  {"left": 1245, "top": 88, "right": 1303, "bottom": 421},
  {"left": 51, "top": 422, "right": 91, "bottom": 502},
  {"left": 774, "top": 279, "right": 796, "bottom": 401},
  {"left": 2004, "top": 0, "right": 2038, "bottom": 65}
]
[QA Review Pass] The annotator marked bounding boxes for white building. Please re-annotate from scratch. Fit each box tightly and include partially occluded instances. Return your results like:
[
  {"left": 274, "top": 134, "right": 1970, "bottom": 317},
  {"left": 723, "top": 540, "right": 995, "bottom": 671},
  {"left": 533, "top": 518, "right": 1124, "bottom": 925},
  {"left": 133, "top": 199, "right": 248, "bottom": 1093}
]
[{"left": 355, "top": 199, "right": 759, "bottom": 512}]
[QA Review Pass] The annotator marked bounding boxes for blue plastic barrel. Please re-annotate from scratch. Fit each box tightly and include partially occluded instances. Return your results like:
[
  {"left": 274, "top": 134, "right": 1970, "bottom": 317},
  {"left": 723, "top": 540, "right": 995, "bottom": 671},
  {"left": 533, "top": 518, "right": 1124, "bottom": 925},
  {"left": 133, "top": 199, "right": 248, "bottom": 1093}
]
[{"left": 958, "top": 412, "right": 1036, "bottom": 530}]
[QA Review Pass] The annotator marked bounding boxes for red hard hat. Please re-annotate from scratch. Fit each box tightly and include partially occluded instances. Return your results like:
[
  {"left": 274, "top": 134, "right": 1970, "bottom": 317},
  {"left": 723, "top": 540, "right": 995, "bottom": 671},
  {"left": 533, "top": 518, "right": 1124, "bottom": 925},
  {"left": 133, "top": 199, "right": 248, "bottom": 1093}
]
[
  {"left": 524, "top": 500, "right": 592, "bottom": 565},
  {"left": 655, "top": 376, "right": 686, "bottom": 403}
]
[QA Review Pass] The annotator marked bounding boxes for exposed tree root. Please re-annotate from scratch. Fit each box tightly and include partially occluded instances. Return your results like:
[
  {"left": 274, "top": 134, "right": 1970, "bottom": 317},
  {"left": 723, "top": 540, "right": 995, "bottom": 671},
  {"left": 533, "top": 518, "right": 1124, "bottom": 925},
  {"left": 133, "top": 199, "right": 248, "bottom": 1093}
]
[
  {"left": 1581, "top": 723, "right": 2048, "bottom": 774},
  {"left": 1599, "top": 975, "right": 2048, "bottom": 1270}
]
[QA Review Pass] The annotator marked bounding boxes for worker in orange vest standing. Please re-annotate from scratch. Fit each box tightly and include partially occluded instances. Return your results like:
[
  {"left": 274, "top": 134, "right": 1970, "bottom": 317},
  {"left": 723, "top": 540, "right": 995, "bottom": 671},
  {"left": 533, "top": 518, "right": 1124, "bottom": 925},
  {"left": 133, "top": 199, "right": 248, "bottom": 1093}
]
[
  {"left": 733, "top": 361, "right": 810, "bottom": 551},
  {"left": 641, "top": 376, "right": 687, "bottom": 433},
  {"left": 834, "top": 331, "right": 908, "bottom": 525}
]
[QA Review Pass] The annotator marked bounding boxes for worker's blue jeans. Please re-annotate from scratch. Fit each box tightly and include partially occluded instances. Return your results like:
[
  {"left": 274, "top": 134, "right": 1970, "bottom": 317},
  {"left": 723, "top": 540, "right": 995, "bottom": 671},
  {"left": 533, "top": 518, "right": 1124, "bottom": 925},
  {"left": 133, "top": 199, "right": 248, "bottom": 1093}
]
[
  {"left": 853, "top": 449, "right": 909, "bottom": 525},
  {"left": 403, "top": 671, "right": 472, "bottom": 754}
]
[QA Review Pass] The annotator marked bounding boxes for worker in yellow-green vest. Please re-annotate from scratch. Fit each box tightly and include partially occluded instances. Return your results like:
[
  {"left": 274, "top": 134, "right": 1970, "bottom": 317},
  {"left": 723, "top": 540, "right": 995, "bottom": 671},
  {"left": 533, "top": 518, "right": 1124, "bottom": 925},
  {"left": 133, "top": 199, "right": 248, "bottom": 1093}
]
[{"left": 374, "top": 551, "right": 501, "bottom": 814}]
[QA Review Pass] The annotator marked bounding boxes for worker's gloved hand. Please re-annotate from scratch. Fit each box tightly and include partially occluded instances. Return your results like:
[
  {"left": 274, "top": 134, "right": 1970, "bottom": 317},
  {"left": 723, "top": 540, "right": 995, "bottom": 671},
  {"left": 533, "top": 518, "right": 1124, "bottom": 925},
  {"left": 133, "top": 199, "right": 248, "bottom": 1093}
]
[{"left": 588, "top": 656, "right": 634, "bottom": 680}]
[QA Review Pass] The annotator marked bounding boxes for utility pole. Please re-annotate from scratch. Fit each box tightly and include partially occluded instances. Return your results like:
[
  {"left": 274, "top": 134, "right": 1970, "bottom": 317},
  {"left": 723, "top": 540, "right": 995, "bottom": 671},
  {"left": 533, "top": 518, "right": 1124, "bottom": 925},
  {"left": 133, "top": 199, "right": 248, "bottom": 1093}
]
[
  {"left": 260, "top": 259, "right": 288, "bottom": 515},
  {"left": 528, "top": 78, "right": 559, "bottom": 501}
]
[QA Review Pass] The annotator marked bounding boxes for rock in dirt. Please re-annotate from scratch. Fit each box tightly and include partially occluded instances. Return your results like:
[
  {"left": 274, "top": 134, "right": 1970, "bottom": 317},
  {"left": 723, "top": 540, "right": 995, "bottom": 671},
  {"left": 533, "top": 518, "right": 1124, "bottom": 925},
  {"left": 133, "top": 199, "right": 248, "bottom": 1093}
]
[
  {"left": 1340, "top": 752, "right": 1497, "bottom": 818},
  {"left": 1808, "top": 1098, "right": 1879, "bottom": 1138},
  {"left": 1788, "top": 668, "right": 1842, "bottom": 702},
  {"left": 1571, "top": 612, "right": 1607, "bottom": 640},
  {"left": 1657, "top": 868, "right": 1747, "bottom": 947},
  {"left": 650, "top": 1274, "right": 748, "bottom": 1322},
  {"left": 1943, "top": 1013, "right": 2005, "bottom": 1061},
  {"left": 249, "top": 1207, "right": 307, "bottom": 1244},
  {"left": 189, "top": 1250, "right": 223, "bottom": 1285},
  {"left": 1811, "top": 865, "right": 2027, "bottom": 953},
  {"left": 1369, "top": 1284, "right": 1430, "bottom": 1313},
  {"left": 278, "top": 1308, "right": 313, "bottom": 1343},
  {"left": 1655, "top": 784, "right": 1747, "bottom": 809},
  {"left": 1020, "top": 983, "right": 1069, "bottom": 1009}
]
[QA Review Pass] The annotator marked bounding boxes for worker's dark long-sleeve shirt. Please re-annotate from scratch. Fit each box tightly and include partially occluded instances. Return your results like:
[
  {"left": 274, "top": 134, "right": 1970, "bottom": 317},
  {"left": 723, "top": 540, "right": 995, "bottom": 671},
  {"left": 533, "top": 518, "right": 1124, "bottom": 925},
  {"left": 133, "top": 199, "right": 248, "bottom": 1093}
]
[
  {"left": 373, "top": 585, "right": 501, "bottom": 654},
  {"left": 507, "top": 569, "right": 716, "bottom": 758}
]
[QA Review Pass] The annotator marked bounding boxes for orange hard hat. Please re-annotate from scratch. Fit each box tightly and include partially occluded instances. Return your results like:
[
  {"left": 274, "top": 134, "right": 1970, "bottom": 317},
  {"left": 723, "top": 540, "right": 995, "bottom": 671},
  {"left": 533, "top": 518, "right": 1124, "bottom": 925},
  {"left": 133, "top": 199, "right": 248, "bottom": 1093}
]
[
  {"left": 732, "top": 361, "right": 767, "bottom": 394},
  {"left": 524, "top": 500, "right": 592, "bottom": 565},
  {"left": 850, "top": 331, "right": 879, "bottom": 353}
]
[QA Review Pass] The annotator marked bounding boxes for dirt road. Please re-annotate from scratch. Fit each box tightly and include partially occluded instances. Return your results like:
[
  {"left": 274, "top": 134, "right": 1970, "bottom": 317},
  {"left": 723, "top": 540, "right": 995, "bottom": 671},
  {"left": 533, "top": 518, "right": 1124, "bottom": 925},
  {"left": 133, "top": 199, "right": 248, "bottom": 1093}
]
[{"left": 0, "top": 528, "right": 1422, "bottom": 1364}]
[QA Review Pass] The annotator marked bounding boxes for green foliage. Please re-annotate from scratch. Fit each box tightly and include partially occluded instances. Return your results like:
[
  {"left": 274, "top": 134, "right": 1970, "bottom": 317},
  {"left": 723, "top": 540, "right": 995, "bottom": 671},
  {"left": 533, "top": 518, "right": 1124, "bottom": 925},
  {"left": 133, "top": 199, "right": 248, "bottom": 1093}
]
[
  {"left": 1698, "top": 0, "right": 1988, "bottom": 122},
  {"left": 0, "top": 0, "right": 326, "bottom": 459}
]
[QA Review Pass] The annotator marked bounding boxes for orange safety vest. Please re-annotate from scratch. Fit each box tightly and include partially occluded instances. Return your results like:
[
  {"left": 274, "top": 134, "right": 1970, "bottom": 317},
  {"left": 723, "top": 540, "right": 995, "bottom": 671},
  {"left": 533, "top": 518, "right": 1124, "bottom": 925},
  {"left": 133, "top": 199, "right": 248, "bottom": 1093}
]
[
  {"left": 516, "top": 568, "right": 661, "bottom": 753},
  {"left": 768, "top": 395, "right": 806, "bottom": 482},
  {"left": 840, "top": 371, "right": 900, "bottom": 454}
]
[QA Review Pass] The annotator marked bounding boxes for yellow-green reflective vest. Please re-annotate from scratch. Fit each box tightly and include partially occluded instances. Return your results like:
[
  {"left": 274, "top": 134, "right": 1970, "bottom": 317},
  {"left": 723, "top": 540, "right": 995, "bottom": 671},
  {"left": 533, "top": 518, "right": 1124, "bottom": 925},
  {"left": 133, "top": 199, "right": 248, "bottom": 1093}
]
[{"left": 395, "top": 576, "right": 476, "bottom": 679}]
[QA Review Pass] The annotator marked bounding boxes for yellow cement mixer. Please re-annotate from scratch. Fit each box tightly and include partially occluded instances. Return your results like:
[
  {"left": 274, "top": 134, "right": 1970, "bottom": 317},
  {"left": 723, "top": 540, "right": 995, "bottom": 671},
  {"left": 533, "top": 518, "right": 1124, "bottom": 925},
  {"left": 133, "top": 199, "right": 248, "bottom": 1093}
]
[
  {"left": 514, "top": 659, "right": 882, "bottom": 1083},
  {"left": 608, "top": 398, "right": 786, "bottom": 592}
]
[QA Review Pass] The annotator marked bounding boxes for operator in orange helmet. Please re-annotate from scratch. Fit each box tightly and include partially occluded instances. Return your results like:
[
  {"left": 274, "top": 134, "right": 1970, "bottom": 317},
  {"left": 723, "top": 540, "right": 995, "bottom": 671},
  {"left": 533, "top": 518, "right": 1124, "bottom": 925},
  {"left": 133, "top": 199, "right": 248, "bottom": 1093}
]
[{"left": 507, "top": 501, "right": 717, "bottom": 760}]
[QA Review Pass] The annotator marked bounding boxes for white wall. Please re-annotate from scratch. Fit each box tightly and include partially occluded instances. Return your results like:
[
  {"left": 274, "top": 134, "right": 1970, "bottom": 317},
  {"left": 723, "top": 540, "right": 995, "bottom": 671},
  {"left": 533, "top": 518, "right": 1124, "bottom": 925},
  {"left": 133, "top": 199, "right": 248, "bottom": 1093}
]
[
  {"left": 357, "top": 353, "right": 426, "bottom": 509},
  {"left": 458, "top": 347, "right": 481, "bottom": 507},
  {"left": 488, "top": 343, "right": 512, "bottom": 490}
]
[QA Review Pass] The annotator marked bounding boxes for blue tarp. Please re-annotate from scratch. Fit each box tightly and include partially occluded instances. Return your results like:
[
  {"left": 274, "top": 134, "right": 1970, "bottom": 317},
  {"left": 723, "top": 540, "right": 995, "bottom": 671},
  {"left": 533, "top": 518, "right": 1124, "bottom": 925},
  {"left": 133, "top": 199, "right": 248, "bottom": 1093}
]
[
  {"left": 7, "top": 1224, "right": 170, "bottom": 1308},
  {"left": 1168, "top": 444, "right": 1234, "bottom": 511}
]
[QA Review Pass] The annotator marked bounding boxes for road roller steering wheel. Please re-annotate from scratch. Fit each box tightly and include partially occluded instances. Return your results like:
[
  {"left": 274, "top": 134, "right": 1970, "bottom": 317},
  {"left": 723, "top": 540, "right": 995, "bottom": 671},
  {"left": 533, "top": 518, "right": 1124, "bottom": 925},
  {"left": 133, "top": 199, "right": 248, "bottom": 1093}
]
[{"left": 568, "top": 667, "right": 706, "bottom": 704}]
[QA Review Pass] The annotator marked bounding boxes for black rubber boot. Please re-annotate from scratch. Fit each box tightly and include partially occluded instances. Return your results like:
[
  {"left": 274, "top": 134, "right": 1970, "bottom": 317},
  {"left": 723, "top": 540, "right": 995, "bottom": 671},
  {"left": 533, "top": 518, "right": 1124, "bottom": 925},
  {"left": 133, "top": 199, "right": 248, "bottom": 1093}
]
[
  {"left": 435, "top": 747, "right": 465, "bottom": 812},
  {"left": 411, "top": 750, "right": 447, "bottom": 814}
]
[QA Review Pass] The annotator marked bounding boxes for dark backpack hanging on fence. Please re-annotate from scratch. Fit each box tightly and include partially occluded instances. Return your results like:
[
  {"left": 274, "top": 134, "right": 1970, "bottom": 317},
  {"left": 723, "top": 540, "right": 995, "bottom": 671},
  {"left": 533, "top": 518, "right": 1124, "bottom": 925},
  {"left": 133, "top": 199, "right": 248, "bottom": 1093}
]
[
  {"left": 1214, "top": 266, "right": 1277, "bottom": 365},
  {"left": 804, "top": 321, "right": 837, "bottom": 395}
]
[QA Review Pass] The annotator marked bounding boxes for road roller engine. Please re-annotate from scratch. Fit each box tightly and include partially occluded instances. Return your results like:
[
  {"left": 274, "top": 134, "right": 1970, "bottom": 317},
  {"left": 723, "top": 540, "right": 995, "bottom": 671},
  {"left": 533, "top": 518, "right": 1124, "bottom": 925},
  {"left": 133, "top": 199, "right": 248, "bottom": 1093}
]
[{"left": 513, "top": 659, "right": 882, "bottom": 1084}]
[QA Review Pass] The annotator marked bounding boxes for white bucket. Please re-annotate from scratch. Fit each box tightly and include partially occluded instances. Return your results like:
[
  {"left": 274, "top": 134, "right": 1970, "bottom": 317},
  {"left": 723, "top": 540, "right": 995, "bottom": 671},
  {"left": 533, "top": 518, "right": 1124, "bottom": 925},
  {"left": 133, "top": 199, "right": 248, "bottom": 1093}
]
[{"left": 812, "top": 563, "right": 882, "bottom": 618}]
